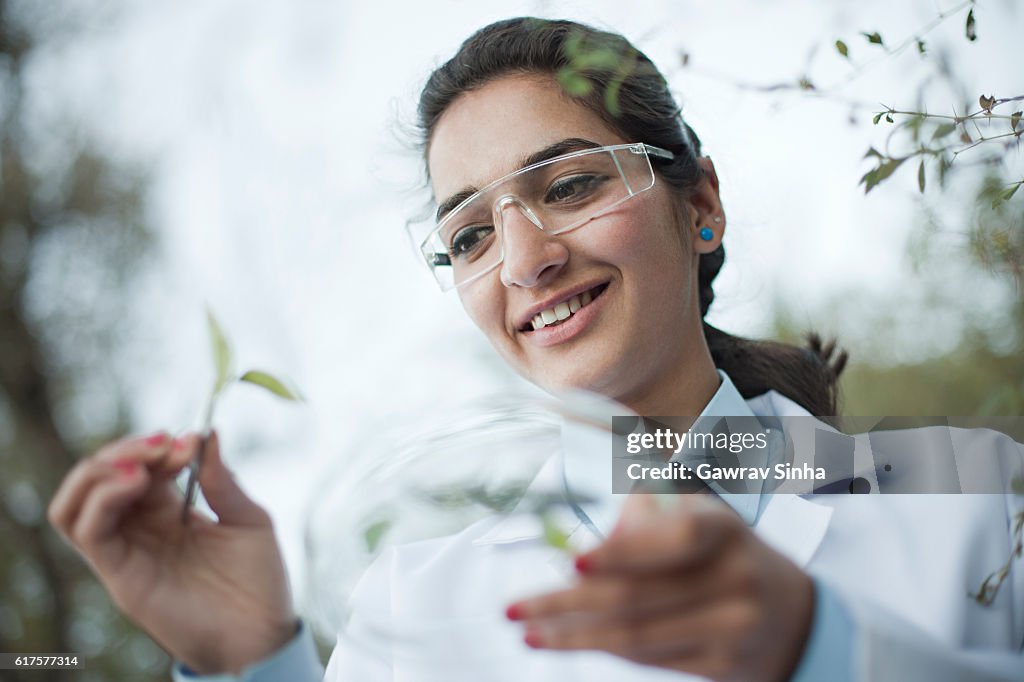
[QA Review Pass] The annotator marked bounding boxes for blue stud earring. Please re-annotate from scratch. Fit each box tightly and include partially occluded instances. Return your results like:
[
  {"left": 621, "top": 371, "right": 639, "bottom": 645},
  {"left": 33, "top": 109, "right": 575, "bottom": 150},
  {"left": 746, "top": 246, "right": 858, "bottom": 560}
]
[{"left": 699, "top": 227, "right": 714, "bottom": 241}]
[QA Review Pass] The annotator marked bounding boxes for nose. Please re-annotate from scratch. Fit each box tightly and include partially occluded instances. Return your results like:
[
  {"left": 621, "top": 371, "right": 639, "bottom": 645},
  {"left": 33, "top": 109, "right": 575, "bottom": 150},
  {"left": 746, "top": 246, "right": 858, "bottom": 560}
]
[{"left": 496, "top": 197, "right": 569, "bottom": 288}]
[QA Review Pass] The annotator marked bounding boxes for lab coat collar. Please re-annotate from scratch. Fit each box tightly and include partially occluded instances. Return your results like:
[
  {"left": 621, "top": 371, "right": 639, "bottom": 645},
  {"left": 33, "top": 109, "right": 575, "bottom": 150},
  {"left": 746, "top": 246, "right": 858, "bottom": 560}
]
[{"left": 473, "top": 372, "right": 834, "bottom": 569}]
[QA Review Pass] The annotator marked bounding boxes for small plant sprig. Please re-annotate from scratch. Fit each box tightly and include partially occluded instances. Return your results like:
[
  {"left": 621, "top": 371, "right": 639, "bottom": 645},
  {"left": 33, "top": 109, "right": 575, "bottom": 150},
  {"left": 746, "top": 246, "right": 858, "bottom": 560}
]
[
  {"left": 180, "top": 308, "right": 302, "bottom": 522},
  {"left": 969, "top": 477, "right": 1024, "bottom": 606},
  {"left": 860, "top": 93, "right": 1023, "bottom": 202}
]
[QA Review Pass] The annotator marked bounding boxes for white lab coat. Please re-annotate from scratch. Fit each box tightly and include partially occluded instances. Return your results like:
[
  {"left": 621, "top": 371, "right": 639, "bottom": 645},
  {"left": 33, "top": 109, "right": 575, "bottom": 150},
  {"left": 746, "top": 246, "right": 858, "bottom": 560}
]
[{"left": 323, "top": 382, "right": 1024, "bottom": 681}]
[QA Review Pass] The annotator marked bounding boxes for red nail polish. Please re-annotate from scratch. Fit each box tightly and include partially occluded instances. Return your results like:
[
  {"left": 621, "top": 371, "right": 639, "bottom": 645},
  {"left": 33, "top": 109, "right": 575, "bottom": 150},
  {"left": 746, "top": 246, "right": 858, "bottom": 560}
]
[
  {"left": 113, "top": 458, "right": 139, "bottom": 478},
  {"left": 524, "top": 630, "right": 544, "bottom": 648},
  {"left": 574, "top": 555, "right": 592, "bottom": 573},
  {"left": 506, "top": 604, "right": 524, "bottom": 621},
  {"left": 172, "top": 437, "right": 188, "bottom": 452},
  {"left": 144, "top": 432, "right": 168, "bottom": 446}
]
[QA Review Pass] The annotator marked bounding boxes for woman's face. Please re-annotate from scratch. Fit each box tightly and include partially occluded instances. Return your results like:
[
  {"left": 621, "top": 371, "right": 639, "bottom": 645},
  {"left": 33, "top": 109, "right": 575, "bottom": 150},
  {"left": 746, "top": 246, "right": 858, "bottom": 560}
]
[{"left": 427, "top": 74, "right": 722, "bottom": 406}]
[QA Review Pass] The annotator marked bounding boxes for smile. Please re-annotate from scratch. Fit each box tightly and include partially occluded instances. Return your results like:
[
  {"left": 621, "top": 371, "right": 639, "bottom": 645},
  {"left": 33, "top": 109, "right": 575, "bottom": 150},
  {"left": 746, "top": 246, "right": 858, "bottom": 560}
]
[{"left": 521, "top": 283, "right": 609, "bottom": 333}]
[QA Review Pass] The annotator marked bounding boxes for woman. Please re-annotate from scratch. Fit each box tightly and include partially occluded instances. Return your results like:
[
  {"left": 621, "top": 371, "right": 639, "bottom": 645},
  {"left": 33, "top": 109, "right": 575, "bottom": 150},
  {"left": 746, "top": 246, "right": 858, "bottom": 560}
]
[{"left": 47, "top": 17, "right": 1023, "bottom": 681}]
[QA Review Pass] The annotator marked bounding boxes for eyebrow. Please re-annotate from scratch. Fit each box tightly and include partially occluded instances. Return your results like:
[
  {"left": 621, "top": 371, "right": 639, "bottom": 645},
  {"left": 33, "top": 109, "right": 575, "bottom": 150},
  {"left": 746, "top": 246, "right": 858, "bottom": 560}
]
[{"left": 435, "top": 137, "right": 602, "bottom": 222}]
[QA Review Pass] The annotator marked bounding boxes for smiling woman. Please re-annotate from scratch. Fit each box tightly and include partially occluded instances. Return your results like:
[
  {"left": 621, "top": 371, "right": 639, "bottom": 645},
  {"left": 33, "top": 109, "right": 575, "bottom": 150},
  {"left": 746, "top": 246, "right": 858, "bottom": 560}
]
[{"left": 46, "top": 15, "right": 1024, "bottom": 682}]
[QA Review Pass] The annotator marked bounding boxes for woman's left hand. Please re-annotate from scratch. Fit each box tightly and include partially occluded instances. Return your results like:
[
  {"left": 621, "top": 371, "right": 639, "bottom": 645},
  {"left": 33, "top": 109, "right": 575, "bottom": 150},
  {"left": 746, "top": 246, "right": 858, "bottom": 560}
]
[{"left": 506, "top": 494, "right": 815, "bottom": 682}]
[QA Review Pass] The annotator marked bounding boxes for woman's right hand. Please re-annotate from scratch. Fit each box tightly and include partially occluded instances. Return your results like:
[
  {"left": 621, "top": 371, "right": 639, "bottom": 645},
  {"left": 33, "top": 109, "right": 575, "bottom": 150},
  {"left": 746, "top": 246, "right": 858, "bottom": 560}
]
[{"left": 47, "top": 431, "right": 298, "bottom": 675}]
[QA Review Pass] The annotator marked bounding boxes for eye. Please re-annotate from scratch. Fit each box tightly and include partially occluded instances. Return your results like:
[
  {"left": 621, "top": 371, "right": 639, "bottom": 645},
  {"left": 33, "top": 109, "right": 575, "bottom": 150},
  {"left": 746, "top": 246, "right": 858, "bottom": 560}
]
[
  {"left": 449, "top": 224, "right": 494, "bottom": 259},
  {"left": 545, "top": 174, "right": 608, "bottom": 203}
]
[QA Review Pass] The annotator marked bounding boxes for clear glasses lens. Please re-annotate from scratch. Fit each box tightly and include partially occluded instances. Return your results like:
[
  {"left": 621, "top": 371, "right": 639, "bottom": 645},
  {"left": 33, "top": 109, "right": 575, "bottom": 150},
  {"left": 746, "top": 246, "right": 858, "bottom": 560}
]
[{"left": 419, "top": 144, "right": 659, "bottom": 291}]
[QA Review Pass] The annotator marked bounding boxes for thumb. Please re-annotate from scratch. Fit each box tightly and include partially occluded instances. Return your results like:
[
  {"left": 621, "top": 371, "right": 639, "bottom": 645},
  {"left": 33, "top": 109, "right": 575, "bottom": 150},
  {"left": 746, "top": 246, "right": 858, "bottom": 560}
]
[{"left": 198, "top": 430, "right": 271, "bottom": 527}]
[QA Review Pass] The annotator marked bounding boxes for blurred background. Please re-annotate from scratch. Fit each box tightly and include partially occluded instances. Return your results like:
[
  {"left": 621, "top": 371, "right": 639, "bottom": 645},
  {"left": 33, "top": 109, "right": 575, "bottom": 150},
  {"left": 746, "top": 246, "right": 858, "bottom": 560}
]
[{"left": 1, "top": 0, "right": 1020, "bottom": 679}]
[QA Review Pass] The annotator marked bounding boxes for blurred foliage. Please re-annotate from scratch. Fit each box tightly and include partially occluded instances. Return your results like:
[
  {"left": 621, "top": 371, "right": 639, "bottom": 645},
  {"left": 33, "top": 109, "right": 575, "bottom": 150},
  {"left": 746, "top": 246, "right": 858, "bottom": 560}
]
[
  {"left": 0, "top": 1, "right": 170, "bottom": 680},
  {"left": 766, "top": 1, "right": 1022, "bottom": 417}
]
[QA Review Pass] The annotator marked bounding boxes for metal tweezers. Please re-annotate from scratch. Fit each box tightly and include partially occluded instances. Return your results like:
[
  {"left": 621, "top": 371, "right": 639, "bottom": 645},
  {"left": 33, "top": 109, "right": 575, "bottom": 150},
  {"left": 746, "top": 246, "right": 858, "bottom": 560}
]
[{"left": 180, "top": 431, "right": 210, "bottom": 524}]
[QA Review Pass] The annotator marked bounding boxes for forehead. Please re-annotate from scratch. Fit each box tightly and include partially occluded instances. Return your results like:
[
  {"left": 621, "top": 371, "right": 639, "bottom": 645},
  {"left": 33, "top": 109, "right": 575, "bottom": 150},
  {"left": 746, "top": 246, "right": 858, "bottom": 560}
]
[{"left": 427, "top": 74, "right": 628, "bottom": 202}]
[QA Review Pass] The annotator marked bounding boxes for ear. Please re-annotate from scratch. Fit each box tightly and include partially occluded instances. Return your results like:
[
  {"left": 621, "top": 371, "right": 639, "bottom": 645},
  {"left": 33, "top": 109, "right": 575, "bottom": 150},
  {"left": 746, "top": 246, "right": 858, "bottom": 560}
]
[{"left": 688, "top": 157, "right": 725, "bottom": 255}]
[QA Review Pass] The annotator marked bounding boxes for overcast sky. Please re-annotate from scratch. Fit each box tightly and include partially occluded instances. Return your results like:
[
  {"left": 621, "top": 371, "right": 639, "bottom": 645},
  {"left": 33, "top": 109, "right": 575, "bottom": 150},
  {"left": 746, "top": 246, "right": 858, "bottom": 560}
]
[{"left": 23, "top": 0, "right": 1022, "bottom": 615}]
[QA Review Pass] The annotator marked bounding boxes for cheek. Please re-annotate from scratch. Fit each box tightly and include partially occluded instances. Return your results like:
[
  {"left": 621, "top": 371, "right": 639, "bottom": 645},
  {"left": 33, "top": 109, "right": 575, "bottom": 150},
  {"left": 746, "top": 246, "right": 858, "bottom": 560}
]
[{"left": 459, "top": 284, "right": 505, "bottom": 336}]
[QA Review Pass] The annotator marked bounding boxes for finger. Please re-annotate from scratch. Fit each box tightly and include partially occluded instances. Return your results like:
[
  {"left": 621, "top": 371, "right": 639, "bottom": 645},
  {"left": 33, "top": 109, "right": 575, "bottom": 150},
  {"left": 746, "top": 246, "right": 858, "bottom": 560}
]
[
  {"left": 48, "top": 433, "right": 171, "bottom": 535},
  {"left": 70, "top": 460, "right": 153, "bottom": 561},
  {"left": 578, "top": 494, "right": 742, "bottom": 575},
  {"left": 509, "top": 560, "right": 726, "bottom": 621},
  {"left": 94, "top": 432, "right": 175, "bottom": 466},
  {"left": 526, "top": 598, "right": 756, "bottom": 664},
  {"left": 197, "top": 430, "right": 271, "bottom": 527}
]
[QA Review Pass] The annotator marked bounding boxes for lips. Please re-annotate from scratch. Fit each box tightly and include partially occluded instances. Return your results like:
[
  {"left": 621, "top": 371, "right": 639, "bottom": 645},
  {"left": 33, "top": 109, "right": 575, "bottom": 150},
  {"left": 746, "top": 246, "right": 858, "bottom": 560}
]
[{"left": 518, "top": 283, "right": 609, "bottom": 333}]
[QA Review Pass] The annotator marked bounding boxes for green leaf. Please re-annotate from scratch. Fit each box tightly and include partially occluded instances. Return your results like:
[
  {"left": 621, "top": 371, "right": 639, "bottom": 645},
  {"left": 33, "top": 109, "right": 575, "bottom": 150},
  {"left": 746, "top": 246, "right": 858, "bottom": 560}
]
[
  {"left": 917, "top": 160, "right": 926, "bottom": 193},
  {"left": 965, "top": 8, "right": 977, "bottom": 41},
  {"left": 863, "top": 147, "right": 883, "bottom": 159},
  {"left": 885, "top": 113, "right": 894, "bottom": 123},
  {"left": 604, "top": 79, "right": 623, "bottom": 117},
  {"left": 835, "top": 40, "right": 849, "bottom": 58},
  {"left": 206, "top": 308, "right": 233, "bottom": 393},
  {"left": 860, "top": 157, "right": 907, "bottom": 194},
  {"left": 540, "top": 513, "right": 570, "bottom": 551},
  {"left": 557, "top": 69, "right": 592, "bottom": 96},
  {"left": 363, "top": 519, "right": 391, "bottom": 553},
  {"left": 861, "top": 31, "right": 884, "bottom": 46},
  {"left": 916, "top": 38, "right": 926, "bottom": 55},
  {"left": 931, "top": 122, "right": 957, "bottom": 140},
  {"left": 1011, "top": 111, "right": 1022, "bottom": 132},
  {"left": 239, "top": 370, "right": 303, "bottom": 401},
  {"left": 991, "top": 183, "right": 1024, "bottom": 206},
  {"left": 872, "top": 112, "right": 884, "bottom": 125}
]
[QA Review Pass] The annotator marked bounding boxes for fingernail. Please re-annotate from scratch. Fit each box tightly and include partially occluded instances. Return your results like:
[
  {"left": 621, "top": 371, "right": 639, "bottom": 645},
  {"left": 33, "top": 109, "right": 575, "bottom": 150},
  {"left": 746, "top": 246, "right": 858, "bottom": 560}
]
[
  {"left": 172, "top": 437, "right": 188, "bottom": 452},
  {"left": 113, "top": 458, "right": 140, "bottom": 478},
  {"left": 505, "top": 604, "right": 524, "bottom": 621},
  {"left": 574, "top": 555, "right": 592, "bottom": 573},
  {"left": 144, "top": 432, "right": 168, "bottom": 446},
  {"left": 524, "top": 629, "right": 544, "bottom": 648}
]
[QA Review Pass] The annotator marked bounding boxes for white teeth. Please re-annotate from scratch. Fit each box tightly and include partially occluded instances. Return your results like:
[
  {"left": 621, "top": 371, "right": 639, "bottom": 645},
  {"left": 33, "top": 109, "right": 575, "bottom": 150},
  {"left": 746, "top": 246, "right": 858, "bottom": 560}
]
[{"left": 528, "top": 288, "right": 600, "bottom": 331}]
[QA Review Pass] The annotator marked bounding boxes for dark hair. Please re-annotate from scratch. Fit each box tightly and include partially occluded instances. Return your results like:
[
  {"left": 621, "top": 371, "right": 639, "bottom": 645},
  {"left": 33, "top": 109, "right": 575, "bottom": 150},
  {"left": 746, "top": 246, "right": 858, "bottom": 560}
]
[{"left": 417, "top": 17, "right": 847, "bottom": 416}]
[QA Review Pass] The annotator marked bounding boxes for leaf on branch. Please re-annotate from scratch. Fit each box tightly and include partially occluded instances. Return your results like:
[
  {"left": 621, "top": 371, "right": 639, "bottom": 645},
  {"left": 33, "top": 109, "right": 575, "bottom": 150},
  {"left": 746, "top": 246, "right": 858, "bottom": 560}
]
[
  {"left": 797, "top": 76, "right": 815, "bottom": 91},
  {"left": 239, "top": 370, "right": 303, "bottom": 401},
  {"left": 918, "top": 159, "right": 926, "bottom": 193},
  {"left": 991, "top": 184, "right": 1021, "bottom": 209},
  {"left": 960, "top": 129, "right": 973, "bottom": 144},
  {"left": 835, "top": 40, "right": 849, "bottom": 58},
  {"left": 873, "top": 112, "right": 884, "bottom": 125},
  {"left": 863, "top": 147, "right": 883, "bottom": 159},
  {"left": 916, "top": 38, "right": 926, "bottom": 55},
  {"left": 557, "top": 68, "right": 592, "bottom": 96},
  {"left": 931, "top": 122, "right": 957, "bottom": 140},
  {"left": 861, "top": 31, "right": 884, "bottom": 46},
  {"left": 885, "top": 113, "right": 894, "bottom": 123},
  {"left": 965, "top": 9, "right": 977, "bottom": 41},
  {"left": 979, "top": 94, "right": 996, "bottom": 114},
  {"left": 206, "top": 308, "right": 233, "bottom": 393},
  {"left": 1011, "top": 111, "right": 1022, "bottom": 132},
  {"left": 860, "top": 157, "right": 907, "bottom": 194}
]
